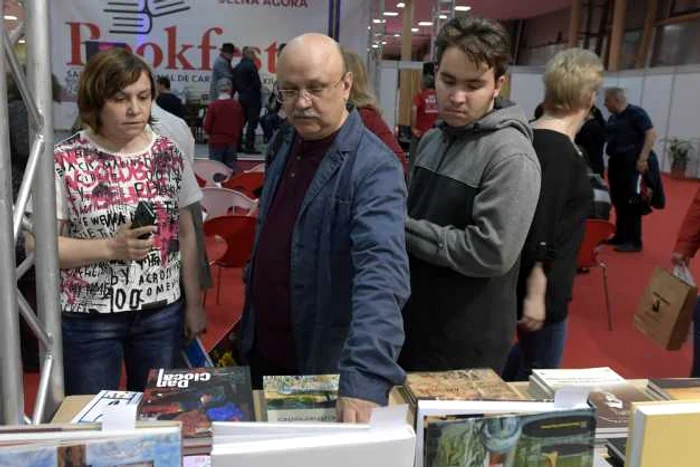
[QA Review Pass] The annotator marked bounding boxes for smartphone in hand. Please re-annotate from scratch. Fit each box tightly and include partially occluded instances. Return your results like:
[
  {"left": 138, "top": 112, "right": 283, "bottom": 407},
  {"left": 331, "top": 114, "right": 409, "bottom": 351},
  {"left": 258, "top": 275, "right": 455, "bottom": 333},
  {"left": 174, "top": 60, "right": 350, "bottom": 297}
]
[{"left": 131, "top": 201, "right": 156, "bottom": 239}]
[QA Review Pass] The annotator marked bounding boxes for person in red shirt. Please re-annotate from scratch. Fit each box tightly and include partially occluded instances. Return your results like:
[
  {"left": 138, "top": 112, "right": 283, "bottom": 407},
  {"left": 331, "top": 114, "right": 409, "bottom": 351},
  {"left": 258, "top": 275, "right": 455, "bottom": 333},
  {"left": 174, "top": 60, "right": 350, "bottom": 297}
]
[
  {"left": 672, "top": 185, "right": 700, "bottom": 376},
  {"left": 409, "top": 74, "right": 439, "bottom": 165},
  {"left": 203, "top": 78, "right": 244, "bottom": 171},
  {"left": 343, "top": 49, "right": 407, "bottom": 174}
]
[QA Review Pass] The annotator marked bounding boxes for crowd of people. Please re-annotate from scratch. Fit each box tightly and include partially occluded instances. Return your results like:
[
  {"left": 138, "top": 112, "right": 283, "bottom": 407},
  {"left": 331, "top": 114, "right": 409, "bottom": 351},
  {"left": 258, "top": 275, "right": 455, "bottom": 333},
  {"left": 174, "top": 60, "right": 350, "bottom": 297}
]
[{"left": 14, "top": 13, "right": 684, "bottom": 424}]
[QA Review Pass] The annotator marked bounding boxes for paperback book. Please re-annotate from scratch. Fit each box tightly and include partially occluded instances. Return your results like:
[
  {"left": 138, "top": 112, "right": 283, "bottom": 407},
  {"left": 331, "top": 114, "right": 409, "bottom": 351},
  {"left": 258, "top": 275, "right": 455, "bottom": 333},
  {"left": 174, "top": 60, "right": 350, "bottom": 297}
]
[
  {"left": 138, "top": 367, "right": 255, "bottom": 439},
  {"left": 423, "top": 409, "right": 596, "bottom": 467},
  {"left": 405, "top": 368, "right": 525, "bottom": 404},
  {"left": 263, "top": 374, "right": 339, "bottom": 422},
  {"left": 647, "top": 378, "right": 700, "bottom": 400}
]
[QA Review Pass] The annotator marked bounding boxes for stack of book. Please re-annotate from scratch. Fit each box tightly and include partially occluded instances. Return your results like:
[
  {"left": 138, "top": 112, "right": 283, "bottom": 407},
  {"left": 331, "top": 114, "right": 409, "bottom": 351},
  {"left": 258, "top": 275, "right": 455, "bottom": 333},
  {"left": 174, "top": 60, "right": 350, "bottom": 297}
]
[
  {"left": 262, "top": 374, "right": 340, "bottom": 422},
  {"left": 402, "top": 369, "right": 559, "bottom": 467},
  {"left": 138, "top": 366, "right": 255, "bottom": 456},
  {"left": 528, "top": 367, "right": 653, "bottom": 442},
  {"left": 647, "top": 377, "right": 700, "bottom": 400}
]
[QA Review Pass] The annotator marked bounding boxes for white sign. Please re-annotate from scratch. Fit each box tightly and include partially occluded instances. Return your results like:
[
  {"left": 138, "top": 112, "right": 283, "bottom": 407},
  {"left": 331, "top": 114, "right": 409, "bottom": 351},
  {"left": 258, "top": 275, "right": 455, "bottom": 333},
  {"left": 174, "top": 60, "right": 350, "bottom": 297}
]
[{"left": 49, "top": 0, "right": 338, "bottom": 129}]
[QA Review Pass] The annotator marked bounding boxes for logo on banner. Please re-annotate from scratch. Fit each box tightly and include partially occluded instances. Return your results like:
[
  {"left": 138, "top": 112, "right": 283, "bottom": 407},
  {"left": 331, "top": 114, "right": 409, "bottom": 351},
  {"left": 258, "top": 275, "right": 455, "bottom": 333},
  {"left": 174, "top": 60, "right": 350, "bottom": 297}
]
[{"left": 104, "top": 0, "right": 191, "bottom": 35}]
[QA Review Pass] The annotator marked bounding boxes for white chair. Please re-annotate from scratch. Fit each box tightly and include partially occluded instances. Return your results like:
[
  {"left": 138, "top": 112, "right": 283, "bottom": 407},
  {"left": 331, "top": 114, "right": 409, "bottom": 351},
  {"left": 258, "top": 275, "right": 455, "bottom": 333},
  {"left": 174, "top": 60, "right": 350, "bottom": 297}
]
[
  {"left": 193, "top": 159, "right": 233, "bottom": 187},
  {"left": 200, "top": 187, "right": 257, "bottom": 220}
]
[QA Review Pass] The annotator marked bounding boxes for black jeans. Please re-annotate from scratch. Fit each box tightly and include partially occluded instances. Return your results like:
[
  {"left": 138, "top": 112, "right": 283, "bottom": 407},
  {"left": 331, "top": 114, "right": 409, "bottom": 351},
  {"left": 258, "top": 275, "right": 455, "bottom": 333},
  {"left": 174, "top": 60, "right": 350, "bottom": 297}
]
[
  {"left": 241, "top": 99, "right": 261, "bottom": 151},
  {"left": 247, "top": 348, "right": 296, "bottom": 390},
  {"left": 608, "top": 154, "right": 642, "bottom": 247}
]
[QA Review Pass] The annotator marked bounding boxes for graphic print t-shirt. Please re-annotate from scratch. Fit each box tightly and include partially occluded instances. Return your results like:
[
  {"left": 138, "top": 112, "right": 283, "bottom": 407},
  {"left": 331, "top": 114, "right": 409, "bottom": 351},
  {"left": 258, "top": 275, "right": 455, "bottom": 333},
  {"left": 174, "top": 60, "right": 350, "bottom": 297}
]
[
  {"left": 413, "top": 89, "right": 439, "bottom": 134},
  {"left": 53, "top": 130, "right": 202, "bottom": 314}
]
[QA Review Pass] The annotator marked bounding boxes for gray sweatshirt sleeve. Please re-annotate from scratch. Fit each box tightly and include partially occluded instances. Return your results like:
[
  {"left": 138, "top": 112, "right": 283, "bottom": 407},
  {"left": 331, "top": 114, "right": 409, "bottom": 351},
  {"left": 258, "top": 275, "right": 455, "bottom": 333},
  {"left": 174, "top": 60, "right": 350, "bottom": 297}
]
[{"left": 406, "top": 153, "right": 541, "bottom": 277}]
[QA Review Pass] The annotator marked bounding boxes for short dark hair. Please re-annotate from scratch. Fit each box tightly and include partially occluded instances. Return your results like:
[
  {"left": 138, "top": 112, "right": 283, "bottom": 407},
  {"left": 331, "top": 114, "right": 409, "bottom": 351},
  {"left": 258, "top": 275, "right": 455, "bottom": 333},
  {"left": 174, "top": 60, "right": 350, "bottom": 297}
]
[
  {"left": 435, "top": 16, "right": 511, "bottom": 79},
  {"left": 77, "top": 47, "right": 155, "bottom": 132},
  {"left": 157, "top": 76, "right": 171, "bottom": 89}
]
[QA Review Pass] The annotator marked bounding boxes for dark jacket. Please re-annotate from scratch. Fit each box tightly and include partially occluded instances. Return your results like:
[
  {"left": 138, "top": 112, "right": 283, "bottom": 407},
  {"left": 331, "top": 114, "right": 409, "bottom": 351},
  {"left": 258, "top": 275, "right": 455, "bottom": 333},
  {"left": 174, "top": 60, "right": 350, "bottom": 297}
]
[
  {"left": 233, "top": 57, "right": 262, "bottom": 104},
  {"left": 240, "top": 109, "right": 410, "bottom": 405},
  {"left": 400, "top": 100, "right": 541, "bottom": 372}
]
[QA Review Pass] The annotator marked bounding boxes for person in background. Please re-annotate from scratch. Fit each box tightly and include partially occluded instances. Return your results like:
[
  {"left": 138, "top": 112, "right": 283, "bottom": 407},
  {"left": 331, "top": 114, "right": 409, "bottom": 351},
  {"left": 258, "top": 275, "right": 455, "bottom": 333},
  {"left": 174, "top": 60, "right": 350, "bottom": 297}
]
[
  {"left": 342, "top": 48, "right": 407, "bottom": 173},
  {"left": 502, "top": 48, "right": 600, "bottom": 381},
  {"left": 26, "top": 48, "right": 204, "bottom": 394},
  {"left": 604, "top": 87, "right": 658, "bottom": 253},
  {"left": 151, "top": 102, "right": 213, "bottom": 294},
  {"left": 155, "top": 76, "right": 186, "bottom": 120},
  {"left": 409, "top": 73, "right": 439, "bottom": 165},
  {"left": 203, "top": 78, "right": 245, "bottom": 172},
  {"left": 399, "top": 16, "right": 541, "bottom": 373},
  {"left": 233, "top": 46, "right": 263, "bottom": 154},
  {"left": 260, "top": 42, "right": 287, "bottom": 143},
  {"left": 210, "top": 42, "right": 235, "bottom": 101},
  {"left": 575, "top": 105, "right": 606, "bottom": 176},
  {"left": 531, "top": 103, "right": 544, "bottom": 122},
  {"left": 239, "top": 33, "right": 409, "bottom": 423},
  {"left": 672, "top": 186, "right": 700, "bottom": 377}
]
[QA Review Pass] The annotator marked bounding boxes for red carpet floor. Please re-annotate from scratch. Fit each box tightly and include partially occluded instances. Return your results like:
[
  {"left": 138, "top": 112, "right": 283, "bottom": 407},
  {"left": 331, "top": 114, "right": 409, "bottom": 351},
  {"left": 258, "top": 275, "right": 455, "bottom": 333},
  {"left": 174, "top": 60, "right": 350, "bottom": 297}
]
[{"left": 22, "top": 175, "right": 700, "bottom": 415}]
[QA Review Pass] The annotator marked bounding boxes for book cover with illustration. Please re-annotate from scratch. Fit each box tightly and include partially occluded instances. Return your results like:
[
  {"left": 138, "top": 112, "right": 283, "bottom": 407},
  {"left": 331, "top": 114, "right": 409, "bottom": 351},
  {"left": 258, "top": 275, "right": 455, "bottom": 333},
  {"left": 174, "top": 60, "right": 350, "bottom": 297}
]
[
  {"left": 405, "top": 369, "right": 525, "bottom": 403},
  {"left": 423, "top": 409, "right": 596, "bottom": 467},
  {"left": 0, "top": 423, "right": 181, "bottom": 467},
  {"left": 263, "top": 374, "right": 339, "bottom": 422},
  {"left": 138, "top": 367, "right": 254, "bottom": 438},
  {"left": 647, "top": 378, "right": 700, "bottom": 400}
]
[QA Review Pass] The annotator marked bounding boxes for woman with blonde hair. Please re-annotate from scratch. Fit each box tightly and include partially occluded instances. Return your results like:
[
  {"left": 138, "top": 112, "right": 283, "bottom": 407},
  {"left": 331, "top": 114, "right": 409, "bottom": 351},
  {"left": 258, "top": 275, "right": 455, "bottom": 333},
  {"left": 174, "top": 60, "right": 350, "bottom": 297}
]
[
  {"left": 342, "top": 48, "right": 407, "bottom": 173},
  {"left": 503, "top": 48, "right": 602, "bottom": 381}
]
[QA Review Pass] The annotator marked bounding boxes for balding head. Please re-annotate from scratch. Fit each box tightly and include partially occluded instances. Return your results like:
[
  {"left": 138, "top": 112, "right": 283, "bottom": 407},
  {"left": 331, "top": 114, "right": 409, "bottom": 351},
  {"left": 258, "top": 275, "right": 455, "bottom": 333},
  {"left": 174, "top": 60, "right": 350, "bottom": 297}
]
[{"left": 276, "top": 33, "right": 353, "bottom": 140}]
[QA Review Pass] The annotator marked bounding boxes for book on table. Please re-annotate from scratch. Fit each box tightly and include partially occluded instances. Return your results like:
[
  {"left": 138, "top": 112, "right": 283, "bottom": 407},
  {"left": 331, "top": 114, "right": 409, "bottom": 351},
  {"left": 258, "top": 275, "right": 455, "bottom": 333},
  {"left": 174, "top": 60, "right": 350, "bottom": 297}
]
[
  {"left": 0, "top": 421, "right": 181, "bottom": 467},
  {"left": 262, "top": 374, "right": 339, "bottom": 422},
  {"left": 138, "top": 366, "right": 255, "bottom": 455},
  {"left": 626, "top": 400, "right": 700, "bottom": 467},
  {"left": 647, "top": 377, "right": 700, "bottom": 400}
]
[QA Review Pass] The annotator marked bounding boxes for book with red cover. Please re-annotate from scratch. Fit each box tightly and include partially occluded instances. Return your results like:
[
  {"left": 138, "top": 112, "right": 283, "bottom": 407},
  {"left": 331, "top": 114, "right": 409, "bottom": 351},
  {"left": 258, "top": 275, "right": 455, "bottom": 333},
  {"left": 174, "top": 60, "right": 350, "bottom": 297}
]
[{"left": 138, "top": 367, "right": 254, "bottom": 439}]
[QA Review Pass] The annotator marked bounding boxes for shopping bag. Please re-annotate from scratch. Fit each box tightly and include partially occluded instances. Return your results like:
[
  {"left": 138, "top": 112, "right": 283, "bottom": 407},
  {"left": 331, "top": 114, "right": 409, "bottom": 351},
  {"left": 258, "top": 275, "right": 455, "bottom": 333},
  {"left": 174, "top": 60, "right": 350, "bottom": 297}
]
[{"left": 634, "top": 267, "right": 697, "bottom": 350}]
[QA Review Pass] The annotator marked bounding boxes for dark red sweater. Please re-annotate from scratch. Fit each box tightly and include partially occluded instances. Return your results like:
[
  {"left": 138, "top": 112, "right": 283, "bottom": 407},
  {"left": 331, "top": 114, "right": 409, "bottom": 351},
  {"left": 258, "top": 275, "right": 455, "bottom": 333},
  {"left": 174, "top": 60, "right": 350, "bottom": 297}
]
[
  {"left": 203, "top": 98, "right": 244, "bottom": 147},
  {"left": 358, "top": 106, "right": 407, "bottom": 174}
]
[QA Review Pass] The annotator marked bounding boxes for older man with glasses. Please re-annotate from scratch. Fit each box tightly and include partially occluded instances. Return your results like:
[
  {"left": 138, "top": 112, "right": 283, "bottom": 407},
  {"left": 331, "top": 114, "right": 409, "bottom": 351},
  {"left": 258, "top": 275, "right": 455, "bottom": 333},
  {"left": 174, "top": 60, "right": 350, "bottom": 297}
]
[{"left": 237, "top": 33, "right": 410, "bottom": 423}]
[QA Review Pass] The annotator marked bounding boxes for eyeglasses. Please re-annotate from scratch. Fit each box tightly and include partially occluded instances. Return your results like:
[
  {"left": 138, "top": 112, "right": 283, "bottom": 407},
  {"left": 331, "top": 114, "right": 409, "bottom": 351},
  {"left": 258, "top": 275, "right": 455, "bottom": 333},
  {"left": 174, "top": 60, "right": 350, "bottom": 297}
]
[{"left": 276, "top": 74, "right": 347, "bottom": 103}]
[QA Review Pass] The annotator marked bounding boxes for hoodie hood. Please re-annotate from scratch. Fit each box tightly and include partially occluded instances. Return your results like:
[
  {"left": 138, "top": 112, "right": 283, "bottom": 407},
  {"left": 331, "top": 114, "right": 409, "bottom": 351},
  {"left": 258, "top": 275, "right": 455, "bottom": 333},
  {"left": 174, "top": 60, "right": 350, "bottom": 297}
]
[{"left": 439, "top": 98, "right": 534, "bottom": 142}]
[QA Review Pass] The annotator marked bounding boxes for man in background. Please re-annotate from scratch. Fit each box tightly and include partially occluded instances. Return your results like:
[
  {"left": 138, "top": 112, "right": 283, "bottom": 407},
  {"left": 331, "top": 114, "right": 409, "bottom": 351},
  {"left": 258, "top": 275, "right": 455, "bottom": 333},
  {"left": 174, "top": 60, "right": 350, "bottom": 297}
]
[
  {"left": 604, "top": 87, "right": 658, "bottom": 253},
  {"left": 210, "top": 42, "right": 235, "bottom": 101},
  {"left": 409, "top": 73, "right": 439, "bottom": 166},
  {"left": 156, "top": 76, "right": 186, "bottom": 119},
  {"left": 203, "top": 78, "right": 244, "bottom": 172},
  {"left": 233, "top": 46, "right": 263, "bottom": 154}
]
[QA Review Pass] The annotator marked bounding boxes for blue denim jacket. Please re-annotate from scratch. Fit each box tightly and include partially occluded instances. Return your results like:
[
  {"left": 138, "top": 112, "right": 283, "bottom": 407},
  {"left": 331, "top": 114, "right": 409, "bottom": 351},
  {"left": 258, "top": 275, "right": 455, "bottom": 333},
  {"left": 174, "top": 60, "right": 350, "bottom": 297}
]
[{"left": 240, "top": 109, "right": 410, "bottom": 405}]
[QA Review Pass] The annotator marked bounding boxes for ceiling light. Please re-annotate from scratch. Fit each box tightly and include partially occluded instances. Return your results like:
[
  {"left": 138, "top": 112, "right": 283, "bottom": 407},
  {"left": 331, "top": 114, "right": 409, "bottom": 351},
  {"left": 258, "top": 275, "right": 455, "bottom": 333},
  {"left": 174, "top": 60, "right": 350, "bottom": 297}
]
[
  {"left": 373, "top": 18, "right": 386, "bottom": 24},
  {"left": 367, "top": 26, "right": 371, "bottom": 30},
  {"left": 394, "top": 33, "right": 401, "bottom": 37},
  {"left": 383, "top": 11, "right": 399, "bottom": 17},
  {"left": 411, "top": 27, "right": 419, "bottom": 32},
  {"left": 4, "top": 15, "right": 17, "bottom": 20},
  {"left": 418, "top": 21, "right": 433, "bottom": 26},
  {"left": 455, "top": 6, "right": 472, "bottom": 12},
  {"left": 381, "top": 41, "right": 388, "bottom": 45},
  {"left": 439, "top": 14, "right": 447, "bottom": 19},
  {"left": 372, "top": 44, "right": 379, "bottom": 49},
  {"left": 18, "top": 39, "right": 25, "bottom": 43},
  {"left": 397, "top": 2, "right": 405, "bottom": 7}
]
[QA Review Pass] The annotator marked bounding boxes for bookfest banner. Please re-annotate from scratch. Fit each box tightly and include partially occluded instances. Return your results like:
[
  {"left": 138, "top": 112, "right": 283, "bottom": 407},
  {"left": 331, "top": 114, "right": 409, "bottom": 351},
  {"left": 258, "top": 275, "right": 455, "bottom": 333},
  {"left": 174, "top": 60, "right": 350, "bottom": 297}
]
[{"left": 48, "top": 0, "right": 369, "bottom": 129}]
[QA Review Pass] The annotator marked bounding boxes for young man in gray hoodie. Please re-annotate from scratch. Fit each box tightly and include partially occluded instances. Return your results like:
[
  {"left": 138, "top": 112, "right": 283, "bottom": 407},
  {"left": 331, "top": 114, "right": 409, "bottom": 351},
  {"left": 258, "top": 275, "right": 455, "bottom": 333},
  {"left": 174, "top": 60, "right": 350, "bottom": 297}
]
[{"left": 399, "top": 16, "right": 541, "bottom": 373}]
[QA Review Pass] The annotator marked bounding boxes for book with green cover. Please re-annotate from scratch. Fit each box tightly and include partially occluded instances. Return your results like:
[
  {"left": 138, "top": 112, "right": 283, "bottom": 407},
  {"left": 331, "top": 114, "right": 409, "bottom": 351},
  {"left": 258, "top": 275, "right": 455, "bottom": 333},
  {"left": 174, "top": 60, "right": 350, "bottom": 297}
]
[
  {"left": 263, "top": 374, "right": 339, "bottom": 422},
  {"left": 424, "top": 409, "right": 596, "bottom": 467}
]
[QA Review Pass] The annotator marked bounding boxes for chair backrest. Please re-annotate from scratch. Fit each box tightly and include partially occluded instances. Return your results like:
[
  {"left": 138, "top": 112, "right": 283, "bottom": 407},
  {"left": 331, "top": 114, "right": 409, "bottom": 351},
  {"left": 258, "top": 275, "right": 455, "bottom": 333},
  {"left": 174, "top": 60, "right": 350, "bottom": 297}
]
[
  {"left": 577, "top": 219, "right": 615, "bottom": 268},
  {"left": 201, "top": 187, "right": 256, "bottom": 220},
  {"left": 247, "top": 163, "right": 265, "bottom": 173},
  {"left": 193, "top": 159, "right": 233, "bottom": 187},
  {"left": 222, "top": 171, "right": 264, "bottom": 199},
  {"left": 203, "top": 215, "right": 256, "bottom": 268}
]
